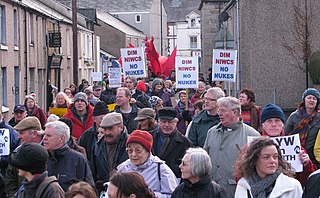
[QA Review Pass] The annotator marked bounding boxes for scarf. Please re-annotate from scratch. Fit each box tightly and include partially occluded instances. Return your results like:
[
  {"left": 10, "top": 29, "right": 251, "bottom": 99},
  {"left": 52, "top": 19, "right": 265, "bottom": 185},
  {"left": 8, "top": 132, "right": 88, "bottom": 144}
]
[
  {"left": 157, "top": 129, "right": 177, "bottom": 157},
  {"left": 248, "top": 170, "right": 281, "bottom": 198},
  {"left": 241, "top": 102, "right": 261, "bottom": 130},
  {"left": 288, "top": 107, "right": 317, "bottom": 147}
]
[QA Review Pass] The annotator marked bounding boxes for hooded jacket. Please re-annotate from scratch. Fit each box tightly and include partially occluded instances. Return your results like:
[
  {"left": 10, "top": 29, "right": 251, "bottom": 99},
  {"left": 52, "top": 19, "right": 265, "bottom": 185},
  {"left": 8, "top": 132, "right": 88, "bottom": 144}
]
[{"left": 63, "top": 103, "right": 94, "bottom": 140}]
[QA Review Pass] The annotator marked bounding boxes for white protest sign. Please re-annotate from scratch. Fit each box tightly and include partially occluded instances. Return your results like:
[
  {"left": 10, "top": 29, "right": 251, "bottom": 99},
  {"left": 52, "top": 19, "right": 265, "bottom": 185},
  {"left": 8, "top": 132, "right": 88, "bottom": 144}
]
[
  {"left": 175, "top": 56, "right": 199, "bottom": 89},
  {"left": 108, "top": 67, "right": 122, "bottom": 88},
  {"left": 247, "top": 134, "right": 302, "bottom": 172},
  {"left": 0, "top": 129, "right": 10, "bottom": 155},
  {"left": 120, "top": 47, "right": 146, "bottom": 78},
  {"left": 212, "top": 49, "right": 237, "bottom": 82},
  {"left": 92, "top": 72, "right": 102, "bottom": 82}
]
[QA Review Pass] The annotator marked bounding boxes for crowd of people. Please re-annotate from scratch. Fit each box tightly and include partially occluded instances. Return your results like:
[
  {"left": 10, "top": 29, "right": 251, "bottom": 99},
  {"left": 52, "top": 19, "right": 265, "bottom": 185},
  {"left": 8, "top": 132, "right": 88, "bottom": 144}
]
[{"left": 0, "top": 73, "right": 320, "bottom": 198}]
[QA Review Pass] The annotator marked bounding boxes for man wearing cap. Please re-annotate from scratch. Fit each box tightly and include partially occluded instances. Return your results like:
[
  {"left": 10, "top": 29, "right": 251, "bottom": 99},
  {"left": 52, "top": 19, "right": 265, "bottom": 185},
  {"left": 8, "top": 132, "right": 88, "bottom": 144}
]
[
  {"left": 135, "top": 108, "right": 158, "bottom": 134},
  {"left": 93, "top": 112, "right": 129, "bottom": 192},
  {"left": 84, "top": 86, "right": 101, "bottom": 107},
  {"left": 64, "top": 92, "right": 94, "bottom": 140},
  {"left": 152, "top": 107, "right": 192, "bottom": 178},
  {"left": 9, "top": 143, "right": 65, "bottom": 197},
  {"left": 115, "top": 87, "right": 138, "bottom": 134},
  {"left": 79, "top": 101, "right": 109, "bottom": 171},
  {"left": 44, "top": 120, "right": 94, "bottom": 191},
  {"left": 203, "top": 97, "right": 260, "bottom": 198},
  {"left": 5, "top": 116, "right": 45, "bottom": 197},
  {"left": 8, "top": 105, "right": 27, "bottom": 127}
]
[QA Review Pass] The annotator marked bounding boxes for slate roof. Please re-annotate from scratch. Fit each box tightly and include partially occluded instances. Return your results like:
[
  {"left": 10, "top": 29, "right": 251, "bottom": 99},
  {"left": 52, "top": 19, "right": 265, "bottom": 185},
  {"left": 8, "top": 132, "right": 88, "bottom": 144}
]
[
  {"left": 76, "top": 0, "right": 154, "bottom": 12},
  {"left": 163, "top": 0, "right": 202, "bottom": 22}
]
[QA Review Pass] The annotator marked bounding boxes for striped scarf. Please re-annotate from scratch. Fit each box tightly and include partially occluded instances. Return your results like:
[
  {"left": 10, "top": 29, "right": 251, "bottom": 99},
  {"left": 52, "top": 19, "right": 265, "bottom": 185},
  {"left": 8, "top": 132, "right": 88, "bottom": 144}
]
[{"left": 288, "top": 107, "right": 317, "bottom": 147}]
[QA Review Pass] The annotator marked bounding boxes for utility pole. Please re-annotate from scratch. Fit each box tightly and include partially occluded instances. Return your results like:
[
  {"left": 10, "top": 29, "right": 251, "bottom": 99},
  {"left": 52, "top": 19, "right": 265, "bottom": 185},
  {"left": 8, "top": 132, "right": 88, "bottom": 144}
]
[
  {"left": 305, "top": 0, "right": 309, "bottom": 89},
  {"left": 160, "top": 0, "right": 163, "bottom": 55},
  {"left": 72, "top": 0, "right": 79, "bottom": 85}
]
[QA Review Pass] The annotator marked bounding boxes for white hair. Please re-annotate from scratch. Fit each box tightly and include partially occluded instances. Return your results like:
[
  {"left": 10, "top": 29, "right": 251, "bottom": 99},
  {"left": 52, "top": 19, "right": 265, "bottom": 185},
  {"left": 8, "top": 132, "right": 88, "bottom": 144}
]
[{"left": 45, "top": 121, "right": 70, "bottom": 144}]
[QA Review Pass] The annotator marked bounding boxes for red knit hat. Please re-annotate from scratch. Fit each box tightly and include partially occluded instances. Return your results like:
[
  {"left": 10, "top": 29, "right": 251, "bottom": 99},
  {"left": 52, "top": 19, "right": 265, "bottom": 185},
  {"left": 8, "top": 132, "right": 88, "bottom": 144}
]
[
  {"left": 136, "top": 81, "right": 147, "bottom": 93},
  {"left": 126, "top": 130, "right": 153, "bottom": 152}
]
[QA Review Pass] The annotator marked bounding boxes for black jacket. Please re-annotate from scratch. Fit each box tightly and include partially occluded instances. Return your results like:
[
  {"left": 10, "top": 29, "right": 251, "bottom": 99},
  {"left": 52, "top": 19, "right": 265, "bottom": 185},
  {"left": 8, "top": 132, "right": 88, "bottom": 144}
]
[
  {"left": 114, "top": 104, "right": 138, "bottom": 134},
  {"left": 47, "top": 145, "right": 94, "bottom": 191},
  {"left": 152, "top": 129, "right": 192, "bottom": 178},
  {"left": 303, "top": 169, "right": 320, "bottom": 198},
  {"left": 78, "top": 124, "right": 98, "bottom": 172},
  {"left": 93, "top": 131, "right": 128, "bottom": 183},
  {"left": 172, "top": 175, "right": 222, "bottom": 198}
]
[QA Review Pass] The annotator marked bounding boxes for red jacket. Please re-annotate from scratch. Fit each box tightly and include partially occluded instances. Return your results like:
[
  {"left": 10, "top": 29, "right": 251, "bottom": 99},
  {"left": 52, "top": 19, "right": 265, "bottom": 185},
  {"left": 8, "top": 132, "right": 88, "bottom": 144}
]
[{"left": 63, "top": 104, "right": 94, "bottom": 140}]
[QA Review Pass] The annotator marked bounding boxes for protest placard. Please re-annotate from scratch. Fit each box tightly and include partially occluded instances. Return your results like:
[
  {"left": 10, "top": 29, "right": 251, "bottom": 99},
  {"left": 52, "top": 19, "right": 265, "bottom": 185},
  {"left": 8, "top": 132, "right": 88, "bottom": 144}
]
[
  {"left": 248, "top": 134, "right": 302, "bottom": 172},
  {"left": 175, "top": 56, "right": 199, "bottom": 89},
  {"left": 92, "top": 72, "right": 102, "bottom": 82},
  {"left": 108, "top": 67, "right": 122, "bottom": 88},
  {"left": 120, "top": 47, "right": 146, "bottom": 78},
  {"left": 0, "top": 129, "right": 10, "bottom": 155},
  {"left": 212, "top": 49, "right": 237, "bottom": 82}
]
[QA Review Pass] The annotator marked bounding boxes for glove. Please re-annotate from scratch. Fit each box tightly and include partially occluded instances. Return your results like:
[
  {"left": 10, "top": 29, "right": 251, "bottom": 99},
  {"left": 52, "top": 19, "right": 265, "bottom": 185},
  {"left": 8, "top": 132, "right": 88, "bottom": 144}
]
[{"left": 182, "top": 110, "right": 192, "bottom": 122}]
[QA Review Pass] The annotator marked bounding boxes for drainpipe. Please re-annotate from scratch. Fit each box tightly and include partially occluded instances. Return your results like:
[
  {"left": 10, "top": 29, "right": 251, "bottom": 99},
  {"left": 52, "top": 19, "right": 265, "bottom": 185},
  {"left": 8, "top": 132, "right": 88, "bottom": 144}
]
[
  {"left": 236, "top": 0, "right": 240, "bottom": 92},
  {"left": 24, "top": 7, "right": 28, "bottom": 95}
]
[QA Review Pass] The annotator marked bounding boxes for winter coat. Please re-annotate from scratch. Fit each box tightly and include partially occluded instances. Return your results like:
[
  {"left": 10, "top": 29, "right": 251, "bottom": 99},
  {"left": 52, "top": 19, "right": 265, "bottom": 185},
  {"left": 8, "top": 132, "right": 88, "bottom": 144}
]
[
  {"left": 78, "top": 124, "right": 98, "bottom": 172},
  {"left": 26, "top": 106, "right": 47, "bottom": 130},
  {"left": 18, "top": 172, "right": 64, "bottom": 198},
  {"left": 148, "top": 90, "right": 172, "bottom": 107},
  {"left": 171, "top": 175, "right": 222, "bottom": 198},
  {"left": 114, "top": 104, "right": 138, "bottom": 134},
  {"left": 204, "top": 121, "right": 260, "bottom": 198},
  {"left": 47, "top": 145, "right": 94, "bottom": 191},
  {"left": 0, "top": 120, "right": 19, "bottom": 177},
  {"left": 284, "top": 109, "right": 320, "bottom": 166},
  {"left": 175, "top": 100, "right": 194, "bottom": 135},
  {"left": 303, "top": 169, "right": 320, "bottom": 198},
  {"left": 235, "top": 173, "right": 303, "bottom": 198},
  {"left": 132, "top": 89, "right": 151, "bottom": 108},
  {"left": 152, "top": 129, "right": 193, "bottom": 178},
  {"left": 63, "top": 103, "right": 94, "bottom": 140},
  {"left": 117, "top": 155, "right": 178, "bottom": 198},
  {"left": 187, "top": 110, "right": 220, "bottom": 147},
  {"left": 93, "top": 131, "right": 128, "bottom": 183}
]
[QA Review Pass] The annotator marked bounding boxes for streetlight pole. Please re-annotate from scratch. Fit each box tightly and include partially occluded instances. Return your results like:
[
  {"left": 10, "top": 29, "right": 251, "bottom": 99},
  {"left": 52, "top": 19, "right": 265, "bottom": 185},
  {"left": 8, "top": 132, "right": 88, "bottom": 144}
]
[
  {"left": 305, "top": 0, "right": 309, "bottom": 89},
  {"left": 160, "top": 0, "right": 163, "bottom": 55},
  {"left": 72, "top": 0, "right": 79, "bottom": 85}
]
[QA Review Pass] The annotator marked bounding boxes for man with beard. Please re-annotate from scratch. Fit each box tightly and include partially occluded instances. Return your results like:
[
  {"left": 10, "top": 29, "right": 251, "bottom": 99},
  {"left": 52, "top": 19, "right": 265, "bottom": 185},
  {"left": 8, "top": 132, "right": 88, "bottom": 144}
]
[{"left": 93, "top": 112, "right": 128, "bottom": 193}]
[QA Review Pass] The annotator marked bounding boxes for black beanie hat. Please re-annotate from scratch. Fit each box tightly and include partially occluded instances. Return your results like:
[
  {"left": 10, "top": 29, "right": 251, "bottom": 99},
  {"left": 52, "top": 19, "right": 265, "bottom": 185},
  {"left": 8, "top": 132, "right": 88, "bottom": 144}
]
[
  {"left": 93, "top": 101, "right": 109, "bottom": 116},
  {"left": 261, "top": 103, "right": 285, "bottom": 124},
  {"left": 10, "top": 143, "right": 48, "bottom": 174}
]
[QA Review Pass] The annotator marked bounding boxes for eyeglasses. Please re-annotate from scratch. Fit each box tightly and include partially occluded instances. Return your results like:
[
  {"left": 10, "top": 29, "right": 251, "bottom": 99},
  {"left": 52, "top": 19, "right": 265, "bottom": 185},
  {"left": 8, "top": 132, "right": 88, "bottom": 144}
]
[
  {"left": 203, "top": 97, "right": 217, "bottom": 102},
  {"left": 126, "top": 147, "right": 144, "bottom": 155},
  {"left": 181, "top": 160, "right": 190, "bottom": 166},
  {"left": 126, "top": 81, "right": 133, "bottom": 84}
]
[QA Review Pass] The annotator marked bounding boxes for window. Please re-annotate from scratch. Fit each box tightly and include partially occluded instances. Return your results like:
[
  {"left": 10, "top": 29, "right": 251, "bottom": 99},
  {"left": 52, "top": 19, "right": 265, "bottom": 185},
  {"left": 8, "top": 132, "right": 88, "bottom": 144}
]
[
  {"left": 0, "top": 5, "right": 6, "bottom": 45},
  {"left": 134, "top": 38, "right": 138, "bottom": 47},
  {"left": 190, "top": 36, "right": 197, "bottom": 49},
  {"left": 1, "top": 67, "right": 7, "bottom": 106},
  {"left": 135, "top": 14, "right": 141, "bottom": 23},
  {"left": 191, "top": 18, "right": 196, "bottom": 27},
  {"left": 127, "top": 37, "right": 131, "bottom": 45},
  {"left": 66, "top": 28, "right": 71, "bottom": 57},
  {"left": 13, "top": 9, "right": 18, "bottom": 47},
  {"left": 29, "top": 13, "right": 34, "bottom": 45}
]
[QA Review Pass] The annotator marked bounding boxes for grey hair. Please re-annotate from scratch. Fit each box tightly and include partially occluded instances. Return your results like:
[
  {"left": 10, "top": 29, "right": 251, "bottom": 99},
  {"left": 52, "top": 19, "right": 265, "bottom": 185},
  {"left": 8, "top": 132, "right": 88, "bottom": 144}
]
[
  {"left": 47, "top": 114, "right": 60, "bottom": 123},
  {"left": 45, "top": 121, "right": 70, "bottom": 144},
  {"left": 186, "top": 147, "right": 212, "bottom": 177},
  {"left": 217, "top": 96, "right": 241, "bottom": 116},
  {"left": 206, "top": 87, "right": 225, "bottom": 100}
]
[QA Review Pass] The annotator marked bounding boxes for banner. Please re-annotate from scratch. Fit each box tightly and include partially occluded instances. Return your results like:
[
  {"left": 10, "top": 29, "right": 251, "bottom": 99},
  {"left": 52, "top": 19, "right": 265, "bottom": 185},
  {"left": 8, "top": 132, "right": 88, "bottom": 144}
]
[
  {"left": 120, "top": 47, "right": 146, "bottom": 78},
  {"left": 175, "top": 56, "right": 199, "bottom": 89},
  {"left": 0, "top": 129, "right": 10, "bottom": 155},
  {"left": 108, "top": 67, "right": 122, "bottom": 88},
  {"left": 212, "top": 49, "right": 237, "bottom": 82}
]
